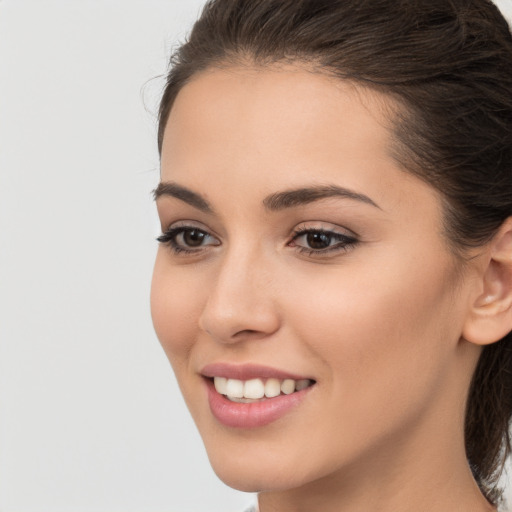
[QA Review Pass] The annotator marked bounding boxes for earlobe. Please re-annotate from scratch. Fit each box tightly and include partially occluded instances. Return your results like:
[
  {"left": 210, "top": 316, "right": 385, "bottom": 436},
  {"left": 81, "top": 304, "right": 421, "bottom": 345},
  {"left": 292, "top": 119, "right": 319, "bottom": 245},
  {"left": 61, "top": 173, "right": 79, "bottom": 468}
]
[{"left": 462, "top": 218, "right": 512, "bottom": 346}]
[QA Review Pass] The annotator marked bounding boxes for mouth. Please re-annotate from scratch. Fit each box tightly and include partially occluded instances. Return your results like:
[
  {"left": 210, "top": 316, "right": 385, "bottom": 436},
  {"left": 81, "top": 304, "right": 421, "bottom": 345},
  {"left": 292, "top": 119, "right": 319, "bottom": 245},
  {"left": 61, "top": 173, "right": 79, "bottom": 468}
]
[
  {"left": 210, "top": 376, "right": 314, "bottom": 403},
  {"left": 201, "top": 363, "right": 316, "bottom": 428}
]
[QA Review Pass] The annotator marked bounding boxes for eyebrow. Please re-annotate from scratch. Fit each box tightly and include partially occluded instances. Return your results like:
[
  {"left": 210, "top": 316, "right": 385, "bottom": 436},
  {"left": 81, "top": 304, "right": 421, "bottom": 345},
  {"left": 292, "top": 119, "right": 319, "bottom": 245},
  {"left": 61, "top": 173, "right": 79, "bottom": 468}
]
[
  {"left": 153, "top": 181, "right": 380, "bottom": 213},
  {"left": 153, "top": 182, "right": 213, "bottom": 213},
  {"left": 263, "top": 184, "right": 380, "bottom": 211}
]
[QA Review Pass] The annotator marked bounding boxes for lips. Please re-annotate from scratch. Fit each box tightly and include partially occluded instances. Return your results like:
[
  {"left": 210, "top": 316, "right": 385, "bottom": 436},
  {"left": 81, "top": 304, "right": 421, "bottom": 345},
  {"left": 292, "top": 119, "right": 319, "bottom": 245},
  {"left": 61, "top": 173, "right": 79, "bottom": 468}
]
[
  {"left": 201, "top": 362, "right": 310, "bottom": 381},
  {"left": 201, "top": 363, "right": 315, "bottom": 428}
]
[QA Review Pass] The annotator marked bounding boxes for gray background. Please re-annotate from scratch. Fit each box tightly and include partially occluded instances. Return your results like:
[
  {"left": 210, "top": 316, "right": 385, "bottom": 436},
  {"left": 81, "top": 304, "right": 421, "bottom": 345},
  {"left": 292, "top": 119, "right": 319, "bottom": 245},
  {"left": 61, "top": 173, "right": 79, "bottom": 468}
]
[{"left": 0, "top": 1, "right": 510, "bottom": 511}]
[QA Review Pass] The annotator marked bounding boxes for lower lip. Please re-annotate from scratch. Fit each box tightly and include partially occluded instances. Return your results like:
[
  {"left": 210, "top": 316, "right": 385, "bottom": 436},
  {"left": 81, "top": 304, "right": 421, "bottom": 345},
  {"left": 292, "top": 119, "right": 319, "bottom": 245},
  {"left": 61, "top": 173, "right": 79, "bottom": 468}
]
[{"left": 205, "top": 379, "right": 313, "bottom": 429}]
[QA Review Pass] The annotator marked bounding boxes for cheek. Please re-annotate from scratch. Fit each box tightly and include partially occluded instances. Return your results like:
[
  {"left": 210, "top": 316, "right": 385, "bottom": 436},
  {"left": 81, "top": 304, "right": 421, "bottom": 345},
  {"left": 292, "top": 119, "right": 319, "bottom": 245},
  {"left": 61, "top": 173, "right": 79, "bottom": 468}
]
[
  {"left": 283, "top": 252, "right": 461, "bottom": 423},
  {"left": 150, "top": 252, "right": 205, "bottom": 369}
]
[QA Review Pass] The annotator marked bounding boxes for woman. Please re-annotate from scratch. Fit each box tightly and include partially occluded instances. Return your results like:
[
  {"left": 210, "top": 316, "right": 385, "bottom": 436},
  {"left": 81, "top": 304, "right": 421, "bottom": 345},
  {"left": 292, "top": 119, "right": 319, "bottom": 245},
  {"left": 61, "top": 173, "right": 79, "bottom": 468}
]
[{"left": 150, "top": 1, "right": 512, "bottom": 510}]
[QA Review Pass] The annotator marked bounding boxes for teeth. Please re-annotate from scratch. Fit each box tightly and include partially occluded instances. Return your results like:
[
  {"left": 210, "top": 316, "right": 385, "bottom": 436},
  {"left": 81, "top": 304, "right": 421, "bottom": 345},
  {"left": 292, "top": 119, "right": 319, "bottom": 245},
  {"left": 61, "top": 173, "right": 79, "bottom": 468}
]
[
  {"left": 264, "top": 378, "right": 281, "bottom": 398},
  {"left": 213, "top": 376, "right": 313, "bottom": 401},
  {"left": 295, "top": 379, "right": 310, "bottom": 391},
  {"left": 213, "top": 376, "right": 227, "bottom": 395},
  {"left": 244, "top": 378, "right": 265, "bottom": 399},
  {"left": 281, "top": 379, "right": 295, "bottom": 395},
  {"left": 225, "top": 378, "right": 244, "bottom": 398}
]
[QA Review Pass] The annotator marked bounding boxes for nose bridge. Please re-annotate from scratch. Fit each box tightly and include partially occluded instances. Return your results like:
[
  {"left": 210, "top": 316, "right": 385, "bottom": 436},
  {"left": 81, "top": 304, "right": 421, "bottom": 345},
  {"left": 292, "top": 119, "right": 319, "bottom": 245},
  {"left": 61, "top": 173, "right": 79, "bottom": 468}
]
[{"left": 199, "top": 239, "right": 279, "bottom": 342}]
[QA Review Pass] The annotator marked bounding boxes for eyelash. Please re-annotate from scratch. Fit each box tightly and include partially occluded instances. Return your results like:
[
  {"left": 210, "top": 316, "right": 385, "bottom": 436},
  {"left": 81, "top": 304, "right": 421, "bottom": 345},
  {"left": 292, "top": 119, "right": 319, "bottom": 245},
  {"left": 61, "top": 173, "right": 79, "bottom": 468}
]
[
  {"left": 157, "top": 226, "right": 358, "bottom": 257},
  {"left": 289, "top": 227, "right": 358, "bottom": 256},
  {"left": 156, "top": 226, "right": 218, "bottom": 255}
]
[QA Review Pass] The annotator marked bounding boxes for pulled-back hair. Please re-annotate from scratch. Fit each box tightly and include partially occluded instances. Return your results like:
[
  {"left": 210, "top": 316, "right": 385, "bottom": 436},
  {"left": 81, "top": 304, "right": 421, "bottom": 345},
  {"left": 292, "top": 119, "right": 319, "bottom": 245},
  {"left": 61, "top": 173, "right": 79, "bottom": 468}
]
[{"left": 158, "top": 0, "right": 512, "bottom": 503}]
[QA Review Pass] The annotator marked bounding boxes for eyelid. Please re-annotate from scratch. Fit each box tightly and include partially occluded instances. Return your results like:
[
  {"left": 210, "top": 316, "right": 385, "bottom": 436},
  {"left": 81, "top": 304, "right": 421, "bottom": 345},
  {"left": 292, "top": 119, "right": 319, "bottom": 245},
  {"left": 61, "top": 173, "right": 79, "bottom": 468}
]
[
  {"left": 291, "top": 221, "right": 358, "bottom": 238},
  {"left": 163, "top": 219, "right": 212, "bottom": 231},
  {"left": 159, "top": 219, "right": 222, "bottom": 240}
]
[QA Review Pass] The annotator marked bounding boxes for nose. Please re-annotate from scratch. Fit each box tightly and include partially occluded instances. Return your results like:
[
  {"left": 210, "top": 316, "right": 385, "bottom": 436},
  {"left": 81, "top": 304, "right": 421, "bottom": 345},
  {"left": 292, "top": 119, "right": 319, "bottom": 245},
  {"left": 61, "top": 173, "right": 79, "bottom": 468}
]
[{"left": 198, "top": 246, "right": 281, "bottom": 344}]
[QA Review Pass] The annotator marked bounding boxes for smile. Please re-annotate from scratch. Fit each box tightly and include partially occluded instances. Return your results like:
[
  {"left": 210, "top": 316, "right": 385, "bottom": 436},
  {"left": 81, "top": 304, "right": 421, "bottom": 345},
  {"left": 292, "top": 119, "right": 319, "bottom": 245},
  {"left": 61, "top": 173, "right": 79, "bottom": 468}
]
[
  {"left": 213, "top": 376, "right": 313, "bottom": 402},
  {"left": 201, "top": 364, "right": 316, "bottom": 428}
]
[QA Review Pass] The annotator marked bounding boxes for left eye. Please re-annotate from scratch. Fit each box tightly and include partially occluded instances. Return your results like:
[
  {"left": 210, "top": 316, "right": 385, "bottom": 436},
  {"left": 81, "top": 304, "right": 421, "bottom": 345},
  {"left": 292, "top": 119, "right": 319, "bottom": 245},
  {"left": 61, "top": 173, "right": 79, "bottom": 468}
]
[
  {"left": 157, "top": 227, "right": 219, "bottom": 253},
  {"left": 177, "top": 228, "right": 209, "bottom": 247},
  {"left": 290, "top": 229, "right": 357, "bottom": 253}
]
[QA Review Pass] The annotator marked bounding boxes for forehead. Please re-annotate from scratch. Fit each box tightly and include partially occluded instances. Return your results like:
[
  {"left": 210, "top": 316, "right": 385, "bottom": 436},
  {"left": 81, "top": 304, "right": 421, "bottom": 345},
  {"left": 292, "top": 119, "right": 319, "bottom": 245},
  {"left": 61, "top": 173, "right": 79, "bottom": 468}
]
[
  {"left": 162, "top": 65, "right": 398, "bottom": 189},
  {"left": 165, "top": 65, "right": 392, "bottom": 140}
]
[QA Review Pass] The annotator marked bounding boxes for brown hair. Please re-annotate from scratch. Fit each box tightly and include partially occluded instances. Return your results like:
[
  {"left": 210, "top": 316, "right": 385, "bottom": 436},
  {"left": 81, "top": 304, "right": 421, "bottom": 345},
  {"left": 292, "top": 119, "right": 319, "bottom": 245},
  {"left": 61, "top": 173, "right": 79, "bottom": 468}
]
[{"left": 158, "top": 0, "right": 512, "bottom": 503}]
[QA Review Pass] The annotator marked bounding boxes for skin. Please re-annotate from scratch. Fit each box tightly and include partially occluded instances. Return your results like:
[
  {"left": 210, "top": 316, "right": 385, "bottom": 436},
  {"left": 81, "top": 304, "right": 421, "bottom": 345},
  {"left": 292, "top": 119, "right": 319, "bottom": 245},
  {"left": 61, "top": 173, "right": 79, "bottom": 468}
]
[{"left": 151, "top": 66, "right": 496, "bottom": 512}]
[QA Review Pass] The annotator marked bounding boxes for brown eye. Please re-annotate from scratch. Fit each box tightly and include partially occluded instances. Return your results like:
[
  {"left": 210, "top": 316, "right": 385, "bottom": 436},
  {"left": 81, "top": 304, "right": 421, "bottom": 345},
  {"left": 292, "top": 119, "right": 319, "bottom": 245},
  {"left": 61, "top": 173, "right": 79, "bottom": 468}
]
[
  {"left": 290, "top": 228, "right": 358, "bottom": 256},
  {"left": 306, "top": 232, "right": 332, "bottom": 249},
  {"left": 182, "top": 229, "right": 207, "bottom": 247},
  {"left": 157, "top": 226, "right": 220, "bottom": 254}
]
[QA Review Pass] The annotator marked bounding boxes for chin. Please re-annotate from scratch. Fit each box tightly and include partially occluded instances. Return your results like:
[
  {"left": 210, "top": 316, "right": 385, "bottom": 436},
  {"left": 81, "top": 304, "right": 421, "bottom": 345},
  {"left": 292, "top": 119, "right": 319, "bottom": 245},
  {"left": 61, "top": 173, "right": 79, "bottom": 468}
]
[
  {"left": 212, "top": 469, "right": 267, "bottom": 493},
  {"left": 210, "top": 461, "right": 298, "bottom": 493},
  {"left": 203, "top": 438, "right": 323, "bottom": 493}
]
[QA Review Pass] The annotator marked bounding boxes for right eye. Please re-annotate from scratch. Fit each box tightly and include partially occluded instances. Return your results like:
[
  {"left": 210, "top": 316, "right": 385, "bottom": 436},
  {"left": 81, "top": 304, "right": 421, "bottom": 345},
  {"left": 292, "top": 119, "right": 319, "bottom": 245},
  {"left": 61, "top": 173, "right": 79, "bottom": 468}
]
[{"left": 157, "top": 226, "right": 220, "bottom": 254}]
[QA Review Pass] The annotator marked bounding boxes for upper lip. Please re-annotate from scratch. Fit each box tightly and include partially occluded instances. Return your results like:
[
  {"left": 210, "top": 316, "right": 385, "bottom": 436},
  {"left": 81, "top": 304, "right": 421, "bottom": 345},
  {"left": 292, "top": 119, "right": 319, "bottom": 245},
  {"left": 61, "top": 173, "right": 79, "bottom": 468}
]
[{"left": 200, "top": 362, "right": 312, "bottom": 381}]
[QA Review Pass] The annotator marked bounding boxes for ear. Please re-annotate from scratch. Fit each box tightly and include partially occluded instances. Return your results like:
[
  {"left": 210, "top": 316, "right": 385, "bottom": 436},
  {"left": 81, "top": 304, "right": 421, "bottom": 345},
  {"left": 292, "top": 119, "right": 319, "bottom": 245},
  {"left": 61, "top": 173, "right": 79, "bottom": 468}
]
[{"left": 462, "top": 217, "right": 512, "bottom": 346}]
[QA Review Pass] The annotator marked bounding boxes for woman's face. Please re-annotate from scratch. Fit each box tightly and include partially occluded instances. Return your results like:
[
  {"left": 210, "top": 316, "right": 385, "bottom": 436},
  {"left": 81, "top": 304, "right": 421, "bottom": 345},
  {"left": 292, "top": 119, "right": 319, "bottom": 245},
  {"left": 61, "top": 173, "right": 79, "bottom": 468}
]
[{"left": 151, "top": 66, "right": 478, "bottom": 492}]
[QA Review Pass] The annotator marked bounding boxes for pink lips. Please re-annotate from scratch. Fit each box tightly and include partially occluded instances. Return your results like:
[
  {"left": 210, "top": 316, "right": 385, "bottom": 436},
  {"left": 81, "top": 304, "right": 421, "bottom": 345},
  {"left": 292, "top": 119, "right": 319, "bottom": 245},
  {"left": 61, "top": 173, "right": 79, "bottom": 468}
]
[
  {"left": 201, "top": 363, "right": 314, "bottom": 429},
  {"left": 201, "top": 362, "right": 309, "bottom": 381}
]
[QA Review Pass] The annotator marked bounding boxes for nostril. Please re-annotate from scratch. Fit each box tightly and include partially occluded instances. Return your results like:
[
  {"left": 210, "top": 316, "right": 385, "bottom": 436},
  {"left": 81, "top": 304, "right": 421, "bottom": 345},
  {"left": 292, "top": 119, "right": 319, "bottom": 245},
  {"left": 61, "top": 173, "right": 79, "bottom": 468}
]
[
  {"left": 235, "top": 329, "right": 259, "bottom": 336},
  {"left": 231, "top": 329, "right": 271, "bottom": 341}
]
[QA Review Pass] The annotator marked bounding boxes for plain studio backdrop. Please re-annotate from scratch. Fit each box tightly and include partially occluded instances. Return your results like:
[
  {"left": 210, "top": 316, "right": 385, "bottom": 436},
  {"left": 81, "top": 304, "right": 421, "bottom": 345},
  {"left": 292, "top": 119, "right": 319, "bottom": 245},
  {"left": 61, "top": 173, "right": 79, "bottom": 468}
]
[{"left": 0, "top": 1, "right": 511, "bottom": 511}]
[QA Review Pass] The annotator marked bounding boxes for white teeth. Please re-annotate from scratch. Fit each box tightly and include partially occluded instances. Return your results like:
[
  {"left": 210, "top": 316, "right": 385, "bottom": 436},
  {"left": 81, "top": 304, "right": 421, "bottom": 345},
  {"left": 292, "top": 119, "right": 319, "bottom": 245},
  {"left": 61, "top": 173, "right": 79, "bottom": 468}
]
[
  {"left": 213, "top": 376, "right": 227, "bottom": 395},
  {"left": 264, "top": 378, "right": 281, "bottom": 398},
  {"left": 225, "top": 378, "right": 244, "bottom": 398},
  {"left": 281, "top": 379, "right": 296, "bottom": 395},
  {"left": 214, "top": 376, "right": 313, "bottom": 400},
  {"left": 244, "top": 379, "right": 265, "bottom": 399}
]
